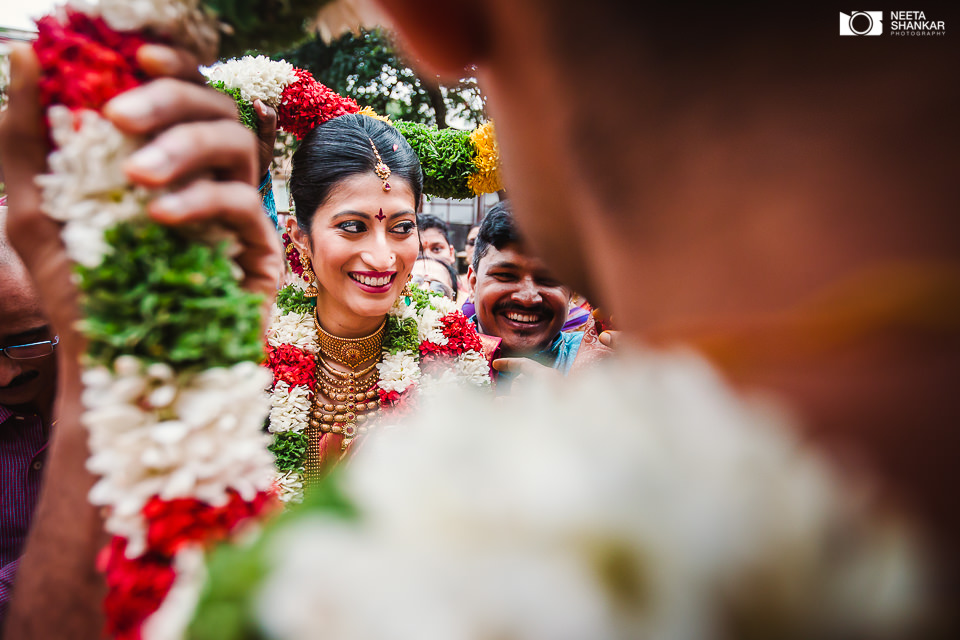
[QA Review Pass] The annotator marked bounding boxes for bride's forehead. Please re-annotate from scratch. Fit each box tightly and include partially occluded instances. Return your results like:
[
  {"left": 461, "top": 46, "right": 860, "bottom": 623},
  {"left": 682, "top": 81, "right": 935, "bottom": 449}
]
[{"left": 318, "top": 174, "right": 416, "bottom": 212}]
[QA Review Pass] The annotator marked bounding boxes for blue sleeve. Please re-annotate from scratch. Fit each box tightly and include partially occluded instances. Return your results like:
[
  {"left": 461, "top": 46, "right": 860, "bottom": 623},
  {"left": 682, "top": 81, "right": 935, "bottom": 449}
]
[{"left": 259, "top": 172, "right": 279, "bottom": 231}]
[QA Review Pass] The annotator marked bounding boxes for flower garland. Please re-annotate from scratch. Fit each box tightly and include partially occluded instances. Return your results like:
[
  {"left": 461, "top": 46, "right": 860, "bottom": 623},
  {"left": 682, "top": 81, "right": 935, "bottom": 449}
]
[
  {"left": 205, "top": 55, "right": 504, "bottom": 199},
  {"left": 29, "top": 2, "right": 321, "bottom": 637},
  {"left": 266, "top": 250, "right": 490, "bottom": 502}
]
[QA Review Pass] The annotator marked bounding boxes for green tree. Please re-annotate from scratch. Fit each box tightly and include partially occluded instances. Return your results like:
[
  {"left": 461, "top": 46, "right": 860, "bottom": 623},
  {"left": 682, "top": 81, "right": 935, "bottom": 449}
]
[{"left": 275, "top": 28, "right": 485, "bottom": 129}]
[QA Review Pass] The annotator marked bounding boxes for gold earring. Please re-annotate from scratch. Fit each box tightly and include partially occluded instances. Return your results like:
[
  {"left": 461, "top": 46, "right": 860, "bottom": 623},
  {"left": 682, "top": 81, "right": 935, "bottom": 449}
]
[{"left": 301, "top": 254, "right": 319, "bottom": 298}]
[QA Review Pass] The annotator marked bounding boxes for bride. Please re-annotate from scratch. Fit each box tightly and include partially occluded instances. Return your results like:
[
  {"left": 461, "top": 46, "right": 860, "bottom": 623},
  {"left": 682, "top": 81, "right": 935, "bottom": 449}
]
[{"left": 266, "top": 113, "right": 490, "bottom": 497}]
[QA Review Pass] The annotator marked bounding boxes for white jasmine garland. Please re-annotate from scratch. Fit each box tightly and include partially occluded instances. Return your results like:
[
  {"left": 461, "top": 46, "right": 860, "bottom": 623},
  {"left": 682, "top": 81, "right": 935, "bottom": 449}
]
[
  {"left": 268, "top": 381, "right": 313, "bottom": 434},
  {"left": 376, "top": 351, "right": 421, "bottom": 394},
  {"left": 82, "top": 358, "right": 275, "bottom": 556},
  {"left": 202, "top": 55, "right": 298, "bottom": 108},
  {"left": 388, "top": 294, "right": 417, "bottom": 321},
  {"left": 275, "top": 470, "right": 306, "bottom": 504},
  {"left": 267, "top": 309, "right": 320, "bottom": 353},
  {"left": 417, "top": 306, "right": 449, "bottom": 346},
  {"left": 455, "top": 350, "right": 492, "bottom": 387},
  {"left": 36, "top": 107, "right": 151, "bottom": 266}
]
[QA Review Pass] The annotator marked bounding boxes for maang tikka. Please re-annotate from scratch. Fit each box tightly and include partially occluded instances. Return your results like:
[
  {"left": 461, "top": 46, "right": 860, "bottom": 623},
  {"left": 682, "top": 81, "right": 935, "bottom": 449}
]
[{"left": 369, "top": 138, "right": 392, "bottom": 192}]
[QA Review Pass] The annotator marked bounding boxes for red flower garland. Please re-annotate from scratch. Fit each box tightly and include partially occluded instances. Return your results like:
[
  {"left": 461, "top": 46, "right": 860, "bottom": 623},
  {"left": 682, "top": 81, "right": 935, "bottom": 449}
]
[
  {"left": 143, "top": 490, "right": 277, "bottom": 557},
  {"left": 99, "top": 538, "right": 177, "bottom": 640},
  {"left": 441, "top": 313, "right": 484, "bottom": 353},
  {"left": 277, "top": 68, "right": 361, "bottom": 140},
  {"left": 34, "top": 10, "right": 150, "bottom": 112},
  {"left": 266, "top": 344, "right": 317, "bottom": 390}
]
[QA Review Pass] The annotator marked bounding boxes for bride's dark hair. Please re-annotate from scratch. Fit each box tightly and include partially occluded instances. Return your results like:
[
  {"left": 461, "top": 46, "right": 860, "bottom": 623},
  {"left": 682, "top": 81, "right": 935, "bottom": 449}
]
[{"left": 290, "top": 114, "right": 423, "bottom": 233}]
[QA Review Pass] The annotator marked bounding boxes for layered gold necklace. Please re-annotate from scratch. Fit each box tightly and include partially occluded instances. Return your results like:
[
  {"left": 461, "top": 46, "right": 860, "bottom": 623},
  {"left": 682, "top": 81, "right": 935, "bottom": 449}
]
[{"left": 306, "top": 313, "right": 387, "bottom": 475}]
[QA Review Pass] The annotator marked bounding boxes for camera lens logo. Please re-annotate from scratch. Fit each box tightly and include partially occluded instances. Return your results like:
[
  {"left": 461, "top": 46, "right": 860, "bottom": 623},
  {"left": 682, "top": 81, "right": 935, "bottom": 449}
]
[{"left": 840, "top": 11, "right": 884, "bottom": 35}]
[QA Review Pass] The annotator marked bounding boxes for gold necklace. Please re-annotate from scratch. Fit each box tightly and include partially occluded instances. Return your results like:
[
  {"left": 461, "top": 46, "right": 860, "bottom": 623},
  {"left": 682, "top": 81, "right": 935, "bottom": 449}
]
[
  {"left": 315, "top": 313, "right": 387, "bottom": 368},
  {"left": 309, "top": 352, "right": 383, "bottom": 439}
]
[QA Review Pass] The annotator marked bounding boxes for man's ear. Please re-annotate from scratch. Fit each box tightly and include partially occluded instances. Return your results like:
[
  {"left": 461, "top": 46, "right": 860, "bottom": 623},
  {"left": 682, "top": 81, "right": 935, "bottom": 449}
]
[
  {"left": 467, "top": 265, "right": 477, "bottom": 293},
  {"left": 375, "top": 0, "right": 488, "bottom": 79}
]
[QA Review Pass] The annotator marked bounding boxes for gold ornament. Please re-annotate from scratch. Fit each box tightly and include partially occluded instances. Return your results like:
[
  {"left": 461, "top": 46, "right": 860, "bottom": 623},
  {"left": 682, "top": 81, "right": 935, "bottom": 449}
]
[
  {"left": 300, "top": 253, "right": 319, "bottom": 298},
  {"left": 315, "top": 313, "right": 386, "bottom": 367}
]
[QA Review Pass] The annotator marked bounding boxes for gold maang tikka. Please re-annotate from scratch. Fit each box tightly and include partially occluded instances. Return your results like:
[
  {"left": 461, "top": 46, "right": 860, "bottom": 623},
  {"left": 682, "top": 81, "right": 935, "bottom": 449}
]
[{"left": 369, "top": 138, "right": 392, "bottom": 192}]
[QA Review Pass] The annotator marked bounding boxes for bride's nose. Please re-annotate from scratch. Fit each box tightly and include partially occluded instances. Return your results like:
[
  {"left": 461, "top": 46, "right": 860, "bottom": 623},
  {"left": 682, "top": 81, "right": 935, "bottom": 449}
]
[{"left": 359, "top": 233, "right": 397, "bottom": 271}]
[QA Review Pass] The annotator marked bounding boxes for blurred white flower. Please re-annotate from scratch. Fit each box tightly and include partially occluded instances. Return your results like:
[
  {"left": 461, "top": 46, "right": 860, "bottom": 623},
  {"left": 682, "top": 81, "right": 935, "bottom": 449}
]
[
  {"left": 455, "top": 350, "right": 491, "bottom": 387},
  {"left": 90, "top": 0, "right": 220, "bottom": 62},
  {"left": 253, "top": 349, "right": 927, "bottom": 640}
]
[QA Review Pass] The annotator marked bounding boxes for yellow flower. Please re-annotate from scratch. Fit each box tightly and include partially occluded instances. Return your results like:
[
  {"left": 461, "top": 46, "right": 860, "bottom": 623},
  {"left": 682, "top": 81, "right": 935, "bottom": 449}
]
[
  {"left": 467, "top": 121, "right": 503, "bottom": 195},
  {"left": 358, "top": 105, "right": 391, "bottom": 124}
]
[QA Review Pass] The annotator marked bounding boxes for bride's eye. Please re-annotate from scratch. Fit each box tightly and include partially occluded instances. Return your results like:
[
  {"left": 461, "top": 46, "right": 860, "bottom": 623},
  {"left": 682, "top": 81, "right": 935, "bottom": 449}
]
[
  {"left": 338, "top": 220, "right": 367, "bottom": 233},
  {"left": 391, "top": 221, "right": 416, "bottom": 235}
]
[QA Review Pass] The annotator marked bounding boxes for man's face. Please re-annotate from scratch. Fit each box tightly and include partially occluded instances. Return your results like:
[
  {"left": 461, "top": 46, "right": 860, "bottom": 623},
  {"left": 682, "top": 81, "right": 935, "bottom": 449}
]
[
  {"left": 420, "top": 227, "right": 455, "bottom": 265},
  {"left": 469, "top": 243, "right": 570, "bottom": 355},
  {"left": 0, "top": 270, "right": 56, "bottom": 411}
]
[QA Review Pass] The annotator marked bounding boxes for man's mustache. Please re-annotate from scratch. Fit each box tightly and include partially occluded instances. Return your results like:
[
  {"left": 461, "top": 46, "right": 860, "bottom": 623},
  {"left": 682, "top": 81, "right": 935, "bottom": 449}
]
[{"left": 0, "top": 369, "right": 40, "bottom": 389}]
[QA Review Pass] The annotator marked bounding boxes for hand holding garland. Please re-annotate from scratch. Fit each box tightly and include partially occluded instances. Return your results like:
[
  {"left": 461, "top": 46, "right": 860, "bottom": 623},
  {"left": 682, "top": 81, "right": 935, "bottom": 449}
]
[{"left": 0, "top": 42, "right": 281, "bottom": 640}]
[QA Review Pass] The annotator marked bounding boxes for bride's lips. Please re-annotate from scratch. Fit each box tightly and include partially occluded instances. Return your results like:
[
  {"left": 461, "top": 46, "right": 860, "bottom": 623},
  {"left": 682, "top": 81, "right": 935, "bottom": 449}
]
[{"left": 348, "top": 271, "right": 397, "bottom": 294}]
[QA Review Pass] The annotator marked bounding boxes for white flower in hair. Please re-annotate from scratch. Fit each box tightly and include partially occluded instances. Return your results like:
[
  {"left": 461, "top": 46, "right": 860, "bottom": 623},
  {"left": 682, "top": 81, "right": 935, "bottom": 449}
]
[
  {"left": 202, "top": 55, "right": 298, "bottom": 108},
  {"left": 376, "top": 351, "right": 421, "bottom": 393}
]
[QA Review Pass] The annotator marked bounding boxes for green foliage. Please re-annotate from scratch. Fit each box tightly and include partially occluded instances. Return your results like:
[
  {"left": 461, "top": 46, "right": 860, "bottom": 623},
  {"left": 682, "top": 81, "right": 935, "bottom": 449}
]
[
  {"left": 383, "top": 316, "right": 419, "bottom": 355},
  {"left": 209, "top": 80, "right": 258, "bottom": 132},
  {"left": 393, "top": 121, "right": 477, "bottom": 199},
  {"left": 186, "top": 535, "right": 270, "bottom": 640},
  {"left": 276, "top": 285, "right": 316, "bottom": 315},
  {"left": 275, "top": 29, "right": 485, "bottom": 128},
  {"left": 269, "top": 430, "right": 307, "bottom": 472},
  {"left": 76, "top": 220, "right": 265, "bottom": 371},
  {"left": 204, "top": 0, "right": 335, "bottom": 57}
]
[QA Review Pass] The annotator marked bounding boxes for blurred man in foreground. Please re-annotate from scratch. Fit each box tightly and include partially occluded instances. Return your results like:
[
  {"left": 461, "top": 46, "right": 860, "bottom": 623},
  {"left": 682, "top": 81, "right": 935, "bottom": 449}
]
[{"left": 0, "top": 208, "right": 57, "bottom": 628}]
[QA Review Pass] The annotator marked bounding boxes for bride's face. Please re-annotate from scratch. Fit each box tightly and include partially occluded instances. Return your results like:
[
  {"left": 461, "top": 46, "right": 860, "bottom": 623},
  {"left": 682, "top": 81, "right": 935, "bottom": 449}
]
[{"left": 291, "top": 173, "right": 419, "bottom": 335}]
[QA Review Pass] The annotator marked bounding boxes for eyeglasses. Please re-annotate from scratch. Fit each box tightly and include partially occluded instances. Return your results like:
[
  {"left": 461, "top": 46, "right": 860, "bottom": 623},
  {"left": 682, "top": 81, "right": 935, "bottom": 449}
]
[
  {"left": 0, "top": 336, "right": 60, "bottom": 360},
  {"left": 411, "top": 275, "right": 454, "bottom": 299}
]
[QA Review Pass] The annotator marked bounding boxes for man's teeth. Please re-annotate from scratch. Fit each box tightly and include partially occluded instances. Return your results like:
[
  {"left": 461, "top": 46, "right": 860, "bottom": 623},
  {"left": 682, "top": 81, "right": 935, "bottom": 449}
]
[
  {"left": 352, "top": 274, "right": 392, "bottom": 287},
  {"left": 505, "top": 311, "right": 540, "bottom": 323}
]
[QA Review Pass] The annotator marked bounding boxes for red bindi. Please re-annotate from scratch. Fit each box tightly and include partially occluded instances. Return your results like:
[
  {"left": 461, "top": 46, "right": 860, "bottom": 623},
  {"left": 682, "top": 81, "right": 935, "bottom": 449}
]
[{"left": 376, "top": 209, "right": 386, "bottom": 221}]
